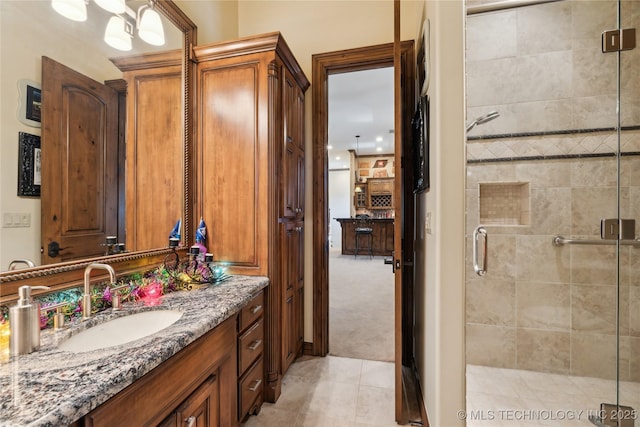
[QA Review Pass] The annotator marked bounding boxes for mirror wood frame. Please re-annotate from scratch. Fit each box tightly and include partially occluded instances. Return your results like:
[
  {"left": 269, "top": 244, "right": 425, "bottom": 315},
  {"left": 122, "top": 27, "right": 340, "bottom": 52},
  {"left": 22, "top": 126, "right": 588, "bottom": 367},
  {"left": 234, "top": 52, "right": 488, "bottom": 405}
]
[{"left": 0, "top": 0, "right": 197, "bottom": 304}]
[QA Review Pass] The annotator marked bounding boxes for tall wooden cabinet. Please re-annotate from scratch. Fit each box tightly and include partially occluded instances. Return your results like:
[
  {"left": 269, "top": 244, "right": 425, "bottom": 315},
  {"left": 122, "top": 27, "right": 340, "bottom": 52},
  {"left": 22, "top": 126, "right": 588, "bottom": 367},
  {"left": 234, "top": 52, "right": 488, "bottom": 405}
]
[
  {"left": 111, "top": 50, "right": 185, "bottom": 252},
  {"left": 193, "top": 32, "right": 309, "bottom": 404}
]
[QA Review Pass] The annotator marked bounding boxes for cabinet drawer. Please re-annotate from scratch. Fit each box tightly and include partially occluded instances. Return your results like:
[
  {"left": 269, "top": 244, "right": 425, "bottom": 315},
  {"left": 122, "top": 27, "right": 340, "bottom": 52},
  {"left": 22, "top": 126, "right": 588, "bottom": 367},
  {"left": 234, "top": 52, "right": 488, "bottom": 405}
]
[
  {"left": 239, "top": 358, "right": 264, "bottom": 420},
  {"left": 238, "top": 318, "right": 264, "bottom": 374},
  {"left": 239, "top": 291, "right": 264, "bottom": 332}
]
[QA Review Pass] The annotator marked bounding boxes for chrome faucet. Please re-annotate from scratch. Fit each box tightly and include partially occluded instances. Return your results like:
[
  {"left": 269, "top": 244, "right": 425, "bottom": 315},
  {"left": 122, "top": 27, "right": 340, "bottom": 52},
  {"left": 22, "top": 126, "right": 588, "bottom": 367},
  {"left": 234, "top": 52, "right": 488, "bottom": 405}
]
[{"left": 83, "top": 263, "right": 116, "bottom": 320}]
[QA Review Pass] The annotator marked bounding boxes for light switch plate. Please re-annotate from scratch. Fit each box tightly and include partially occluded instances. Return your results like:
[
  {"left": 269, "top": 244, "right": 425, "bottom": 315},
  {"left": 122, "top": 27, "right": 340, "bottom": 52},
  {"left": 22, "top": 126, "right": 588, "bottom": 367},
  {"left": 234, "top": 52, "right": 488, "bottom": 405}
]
[
  {"left": 2, "top": 212, "right": 31, "bottom": 228},
  {"left": 425, "top": 212, "right": 432, "bottom": 234}
]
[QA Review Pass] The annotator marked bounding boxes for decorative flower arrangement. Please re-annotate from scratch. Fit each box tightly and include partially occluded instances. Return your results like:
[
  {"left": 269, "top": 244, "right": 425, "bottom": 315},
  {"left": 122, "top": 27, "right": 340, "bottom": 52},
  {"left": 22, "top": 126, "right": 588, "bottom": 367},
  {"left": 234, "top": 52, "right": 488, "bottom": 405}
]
[{"left": 0, "top": 255, "right": 229, "bottom": 330}]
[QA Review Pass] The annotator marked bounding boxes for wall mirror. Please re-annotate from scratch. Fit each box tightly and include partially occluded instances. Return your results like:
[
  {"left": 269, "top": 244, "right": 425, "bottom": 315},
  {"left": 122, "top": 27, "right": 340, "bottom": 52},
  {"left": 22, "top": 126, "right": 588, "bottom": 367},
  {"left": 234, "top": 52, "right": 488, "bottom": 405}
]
[{"left": 0, "top": 0, "right": 195, "bottom": 296}]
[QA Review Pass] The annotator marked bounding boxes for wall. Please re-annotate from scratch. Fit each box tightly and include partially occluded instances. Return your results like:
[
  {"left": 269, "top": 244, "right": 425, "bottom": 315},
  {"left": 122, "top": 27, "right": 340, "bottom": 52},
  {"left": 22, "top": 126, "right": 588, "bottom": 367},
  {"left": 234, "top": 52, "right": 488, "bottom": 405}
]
[
  {"left": 328, "top": 169, "right": 351, "bottom": 249},
  {"left": 465, "top": 1, "right": 640, "bottom": 381},
  {"left": 413, "top": 1, "right": 466, "bottom": 426},
  {"left": 175, "top": 0, "right": 238, "bottom": 43}
]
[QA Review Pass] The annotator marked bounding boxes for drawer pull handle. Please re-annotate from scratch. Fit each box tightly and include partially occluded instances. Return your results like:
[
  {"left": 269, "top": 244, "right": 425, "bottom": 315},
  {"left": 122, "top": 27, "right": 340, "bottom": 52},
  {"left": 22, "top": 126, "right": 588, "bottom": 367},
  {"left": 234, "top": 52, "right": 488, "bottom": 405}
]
[
  {"left": 248, "top": 339, "right": 262, "bottom": 351},
  {"left": 251, "top": 304, "right": 263, "bottom": 314},
  {"left": 248, "top": 379, "right": 262, "bottom": 392},
  {"left": 185, "top": 416, "right": 196, "bottom": 427}
]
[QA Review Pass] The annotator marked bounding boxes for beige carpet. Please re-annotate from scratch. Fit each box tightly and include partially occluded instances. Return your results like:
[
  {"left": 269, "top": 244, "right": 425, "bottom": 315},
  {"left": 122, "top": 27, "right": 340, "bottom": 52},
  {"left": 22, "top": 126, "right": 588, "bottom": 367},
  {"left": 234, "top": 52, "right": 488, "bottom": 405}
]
[{"left": 329, "top": 248, "right": 395, "bottom": 362}]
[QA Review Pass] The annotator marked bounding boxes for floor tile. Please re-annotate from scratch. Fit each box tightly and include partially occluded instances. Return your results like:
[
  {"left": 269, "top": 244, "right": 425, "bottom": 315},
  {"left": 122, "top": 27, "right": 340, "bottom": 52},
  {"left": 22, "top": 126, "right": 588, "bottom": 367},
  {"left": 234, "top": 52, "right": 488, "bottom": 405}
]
[
  {"left": 355, "top": 384, "right": 396, "bottom": 426},
  {"left": 360, "top": 360, "right": 394, "bottom": 389}
]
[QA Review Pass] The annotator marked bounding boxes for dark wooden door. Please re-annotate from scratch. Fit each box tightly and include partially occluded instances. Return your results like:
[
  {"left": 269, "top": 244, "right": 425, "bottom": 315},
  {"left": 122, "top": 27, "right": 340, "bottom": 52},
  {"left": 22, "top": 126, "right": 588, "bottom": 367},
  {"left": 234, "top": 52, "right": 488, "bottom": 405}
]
[{"left": 41, "top": 57, "right": 119, "bottom": 264}]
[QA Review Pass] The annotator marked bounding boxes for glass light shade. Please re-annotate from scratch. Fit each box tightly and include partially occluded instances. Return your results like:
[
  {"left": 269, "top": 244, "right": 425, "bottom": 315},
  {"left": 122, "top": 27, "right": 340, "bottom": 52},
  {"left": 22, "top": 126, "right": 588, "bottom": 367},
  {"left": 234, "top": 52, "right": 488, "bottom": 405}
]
[
  {"left": 94, "top": 0, "right": 125, "bottom": 14},
  {"left": 51, "top": 0, "right": 87, "bottom": 22},
  {"left": 104, "top": 16, "right": 132, "bottom": 51},
  {"left": 138, "top": 8, "right": 165, "bottom": 46}
]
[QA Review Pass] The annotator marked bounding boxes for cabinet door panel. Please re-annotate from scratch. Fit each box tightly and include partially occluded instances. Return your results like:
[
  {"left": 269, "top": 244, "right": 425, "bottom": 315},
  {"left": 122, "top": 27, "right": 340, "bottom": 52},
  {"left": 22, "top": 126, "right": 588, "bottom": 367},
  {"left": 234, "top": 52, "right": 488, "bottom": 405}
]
[
  {"left": 238, "top": 318, "right": 264, "bottom": 374},
  {"left": 175, "top": 374, "right": 219, "bottom": 427},
  {"left": 199, "top": 60, "right": 263, "bottom": 270},
  {"left": 239, "top": 358, "right": 264, "bottom": 419}
]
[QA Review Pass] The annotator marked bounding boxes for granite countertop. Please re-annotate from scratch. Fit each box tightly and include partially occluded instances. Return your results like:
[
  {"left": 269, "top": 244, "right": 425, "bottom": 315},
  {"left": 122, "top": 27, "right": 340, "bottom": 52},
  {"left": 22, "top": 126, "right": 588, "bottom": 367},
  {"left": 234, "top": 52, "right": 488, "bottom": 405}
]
[{"left": 0, "top": 275, "right": 269, "bottom": 427}]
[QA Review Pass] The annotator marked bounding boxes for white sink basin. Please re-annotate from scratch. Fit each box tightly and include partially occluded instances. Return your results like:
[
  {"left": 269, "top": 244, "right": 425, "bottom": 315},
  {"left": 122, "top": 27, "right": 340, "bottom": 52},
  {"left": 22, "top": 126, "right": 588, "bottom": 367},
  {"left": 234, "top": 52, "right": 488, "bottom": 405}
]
[{"left": 58, "top": 310, "right": 183, "bottom": 353}]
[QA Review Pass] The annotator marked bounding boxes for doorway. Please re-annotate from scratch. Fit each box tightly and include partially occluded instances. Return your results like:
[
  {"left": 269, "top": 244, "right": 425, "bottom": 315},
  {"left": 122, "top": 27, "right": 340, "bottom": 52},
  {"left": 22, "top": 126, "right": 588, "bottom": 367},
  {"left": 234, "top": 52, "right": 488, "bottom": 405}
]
[
  {"left": 327, "top": 67, "right": 395, "bottom": 362},
  {"left": 464, "top": 1, "right": 640, "bottom": 425},
  {"left": 312, "top": 40, "right": 416, "bottom": 424}
]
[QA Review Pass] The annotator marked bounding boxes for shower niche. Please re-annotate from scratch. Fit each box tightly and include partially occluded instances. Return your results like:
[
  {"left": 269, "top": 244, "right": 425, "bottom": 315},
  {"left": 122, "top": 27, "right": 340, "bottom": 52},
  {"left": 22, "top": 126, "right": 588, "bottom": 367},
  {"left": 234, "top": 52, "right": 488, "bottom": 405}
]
[{"left": 478, "top": 182, "right": 530, "bottom": 226}]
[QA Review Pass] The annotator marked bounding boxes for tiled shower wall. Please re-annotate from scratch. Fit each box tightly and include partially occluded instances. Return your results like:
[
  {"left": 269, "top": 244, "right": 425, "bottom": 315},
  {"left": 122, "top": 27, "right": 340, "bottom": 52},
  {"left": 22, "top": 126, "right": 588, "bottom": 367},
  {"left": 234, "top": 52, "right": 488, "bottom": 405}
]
[
  {"left": 466, "top": 0, "right": 640, "bottom": 137},
  {"left": 465, "top": 150, "right": 640, "bottom": 381},
  {"left": 465, "top": 0, "right": 640, "bottom": 381}
]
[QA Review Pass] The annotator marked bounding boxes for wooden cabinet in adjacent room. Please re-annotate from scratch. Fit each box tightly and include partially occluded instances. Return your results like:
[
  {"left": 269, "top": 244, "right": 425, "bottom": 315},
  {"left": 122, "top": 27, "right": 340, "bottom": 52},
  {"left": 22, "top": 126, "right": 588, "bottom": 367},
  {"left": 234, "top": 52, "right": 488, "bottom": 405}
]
[
  {"left": 193, "top": 32, "right": 309, "bottom": 404},
  {"left": 367, "top": 178, "right": 394, "bottom": 210}
]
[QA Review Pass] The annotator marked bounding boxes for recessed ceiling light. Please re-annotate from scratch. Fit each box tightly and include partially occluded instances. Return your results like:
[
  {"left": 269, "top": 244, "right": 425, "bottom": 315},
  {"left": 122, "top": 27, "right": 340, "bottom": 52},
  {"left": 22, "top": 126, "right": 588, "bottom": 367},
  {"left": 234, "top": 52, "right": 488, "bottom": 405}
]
[
  {"left": 336, "top": 156, "right": 341, "bottom": 160},
  {"left": 327, "top": 145, "right": 333, "bottom": 150},
  {"left": 376, "top": 147, "right": 382, "bottom": 152},
  {"left": 376, "top": 136, "right": 383, "bottom": 142}
]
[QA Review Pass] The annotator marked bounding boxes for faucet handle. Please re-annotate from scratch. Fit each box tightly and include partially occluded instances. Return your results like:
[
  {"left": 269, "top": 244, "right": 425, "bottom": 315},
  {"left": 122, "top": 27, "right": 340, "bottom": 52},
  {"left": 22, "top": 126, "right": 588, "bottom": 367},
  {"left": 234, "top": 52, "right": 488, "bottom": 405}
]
[
  {"left": 41, "top": 302, "right": 70, "bottom": 330},
  {"left": 109, "top": 284, "right": 129, "bottom": 310}
]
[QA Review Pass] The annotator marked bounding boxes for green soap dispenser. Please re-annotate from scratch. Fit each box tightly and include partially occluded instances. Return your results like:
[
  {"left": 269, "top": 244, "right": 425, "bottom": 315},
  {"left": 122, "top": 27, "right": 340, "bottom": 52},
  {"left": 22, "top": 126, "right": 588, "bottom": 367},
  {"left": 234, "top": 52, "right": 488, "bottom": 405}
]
[{"left": 9, "top": 285, "right": 49, "bottom": 356}]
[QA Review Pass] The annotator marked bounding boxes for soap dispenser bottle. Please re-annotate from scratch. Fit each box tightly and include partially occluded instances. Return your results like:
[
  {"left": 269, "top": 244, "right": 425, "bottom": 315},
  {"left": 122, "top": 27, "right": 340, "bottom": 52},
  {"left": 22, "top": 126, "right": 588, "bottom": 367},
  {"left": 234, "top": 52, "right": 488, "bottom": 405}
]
[{"left": 9, "top": 285, "right": 49, "bottom": 356}]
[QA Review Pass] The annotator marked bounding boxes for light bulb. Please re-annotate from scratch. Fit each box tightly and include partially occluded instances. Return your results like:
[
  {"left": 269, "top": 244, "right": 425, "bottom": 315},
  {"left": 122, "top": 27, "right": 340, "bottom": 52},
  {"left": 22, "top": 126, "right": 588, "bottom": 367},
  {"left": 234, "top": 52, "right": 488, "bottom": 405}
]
[
  {"left": 94, "top": 0, "right": 125, "bottom": 14},
  {"left": 51, "top": 0, "right": 87, "bottom": 22},
  {"left": 138, "top": 8, "right": 165, "bottom": 46},
  {"left": 104, "top": 16, "right": 132, "bottom": 51}
]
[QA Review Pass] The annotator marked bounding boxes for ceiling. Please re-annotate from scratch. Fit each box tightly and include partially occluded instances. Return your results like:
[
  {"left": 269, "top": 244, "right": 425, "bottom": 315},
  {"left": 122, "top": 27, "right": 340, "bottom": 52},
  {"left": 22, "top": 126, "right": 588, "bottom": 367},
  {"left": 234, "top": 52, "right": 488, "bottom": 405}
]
[{"left": 327, "top": 66, "right": 394, "bottom": 170}]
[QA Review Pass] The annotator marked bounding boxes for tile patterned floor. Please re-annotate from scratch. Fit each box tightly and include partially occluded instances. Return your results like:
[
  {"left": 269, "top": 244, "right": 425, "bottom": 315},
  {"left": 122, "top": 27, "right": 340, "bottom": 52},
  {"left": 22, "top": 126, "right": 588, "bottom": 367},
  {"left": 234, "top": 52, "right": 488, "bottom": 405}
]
[
  {"left": 466, "top": 364, "right": 640, "bottom": 426},
  {"left": 242, "top": 356, "right": 398, "bottom": 427}
]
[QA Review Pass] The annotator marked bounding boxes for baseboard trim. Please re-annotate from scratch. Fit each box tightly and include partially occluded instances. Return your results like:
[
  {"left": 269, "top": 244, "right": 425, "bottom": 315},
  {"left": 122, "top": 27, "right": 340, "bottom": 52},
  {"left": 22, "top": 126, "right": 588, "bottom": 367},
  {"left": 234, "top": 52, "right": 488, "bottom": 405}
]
[{"left": 303, "top": 341, "right": 313, "bottom": 355}]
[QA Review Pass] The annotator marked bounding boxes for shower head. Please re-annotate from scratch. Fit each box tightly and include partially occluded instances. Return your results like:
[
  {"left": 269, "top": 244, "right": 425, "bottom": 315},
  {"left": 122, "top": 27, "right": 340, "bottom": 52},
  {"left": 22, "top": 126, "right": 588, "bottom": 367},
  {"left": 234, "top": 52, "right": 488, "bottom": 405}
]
[{"left": 466, "top": 111, "right": 500, "bottom": 133}]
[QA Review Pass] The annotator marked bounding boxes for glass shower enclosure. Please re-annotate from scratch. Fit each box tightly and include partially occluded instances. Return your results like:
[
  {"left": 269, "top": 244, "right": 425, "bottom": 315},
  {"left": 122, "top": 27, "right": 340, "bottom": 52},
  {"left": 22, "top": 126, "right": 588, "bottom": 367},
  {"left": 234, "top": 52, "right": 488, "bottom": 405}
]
[{"left": 465, "top": 0, "right": 639, "bottom": 425}]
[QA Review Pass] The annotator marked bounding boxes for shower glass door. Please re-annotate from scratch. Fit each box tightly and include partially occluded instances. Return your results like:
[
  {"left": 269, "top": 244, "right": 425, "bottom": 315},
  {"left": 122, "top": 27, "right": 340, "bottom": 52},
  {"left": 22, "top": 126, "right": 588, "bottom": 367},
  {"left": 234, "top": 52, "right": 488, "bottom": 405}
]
[
  {"left": 465, "top": 0, "right": 638, "bottom": 425},
  {"left": 616, "top": 1, "right": 639, "bottom": 426}
]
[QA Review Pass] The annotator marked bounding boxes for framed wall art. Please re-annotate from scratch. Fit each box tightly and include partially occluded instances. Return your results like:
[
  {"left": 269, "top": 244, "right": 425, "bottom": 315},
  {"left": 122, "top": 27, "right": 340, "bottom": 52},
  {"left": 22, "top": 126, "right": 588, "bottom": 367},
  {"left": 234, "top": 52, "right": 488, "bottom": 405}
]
[
  {"left": 412, "top": 95, "right": 430, "bottom": 193},
  {"left": 417, "top": 19, "right": 430, "bottom": 96},
  {"left": 18, "top": 132, "right": 41, "bottom": 197},
  {"left": 17, "top": 79, "right": 42, "bottom": 128}
]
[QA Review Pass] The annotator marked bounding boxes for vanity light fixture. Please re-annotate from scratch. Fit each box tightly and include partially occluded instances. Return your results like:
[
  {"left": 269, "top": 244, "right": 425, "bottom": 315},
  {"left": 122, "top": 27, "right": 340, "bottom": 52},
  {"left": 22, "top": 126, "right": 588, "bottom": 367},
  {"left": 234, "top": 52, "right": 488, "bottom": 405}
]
[
  {"left": 137, "top": 5, "right": 165, "bottom": 46},
  {"left": 104, "top": 15, "right": 133, "bottom": 51},
  {"left": 51, "top": 0, "right": 87, "bottom": 22},
  {"left": 94, "top": 0, "right": 125, "bottom": 14},
  {"left": 51, "top": 0, "right": 165, "bottom": 52}
]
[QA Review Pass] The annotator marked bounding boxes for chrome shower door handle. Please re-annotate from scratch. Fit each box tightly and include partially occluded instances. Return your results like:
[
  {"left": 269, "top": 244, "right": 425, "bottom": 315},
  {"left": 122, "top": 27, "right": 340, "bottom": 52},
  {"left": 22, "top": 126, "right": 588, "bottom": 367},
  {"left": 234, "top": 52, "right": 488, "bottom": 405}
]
[{"left": 473, "top": 226, "right": 487, "bottom": 276}]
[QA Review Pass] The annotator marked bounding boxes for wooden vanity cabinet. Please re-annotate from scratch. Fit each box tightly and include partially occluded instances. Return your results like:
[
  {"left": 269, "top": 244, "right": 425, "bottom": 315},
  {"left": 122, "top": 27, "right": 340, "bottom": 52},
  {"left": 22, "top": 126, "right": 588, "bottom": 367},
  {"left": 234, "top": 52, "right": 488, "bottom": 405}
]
[
  {"left": 194, "top": 32, "right": 309, "bottom": 403},
  {"left": 158, "top": 374, "right": 219, "bottom": 427},
  {"left": 81, "top": 316, "right": 238, "bottom": 427},
  {"left": 237, "top": 291, "right": 265, "bottom": 422}
]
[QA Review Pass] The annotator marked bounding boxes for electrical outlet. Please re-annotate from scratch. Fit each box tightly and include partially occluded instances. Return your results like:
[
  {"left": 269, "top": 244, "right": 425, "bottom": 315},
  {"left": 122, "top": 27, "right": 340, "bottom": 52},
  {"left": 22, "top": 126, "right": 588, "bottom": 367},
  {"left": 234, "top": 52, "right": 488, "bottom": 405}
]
[{"left": 425, "top": 211, "right": 432, "bottom": 234}]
